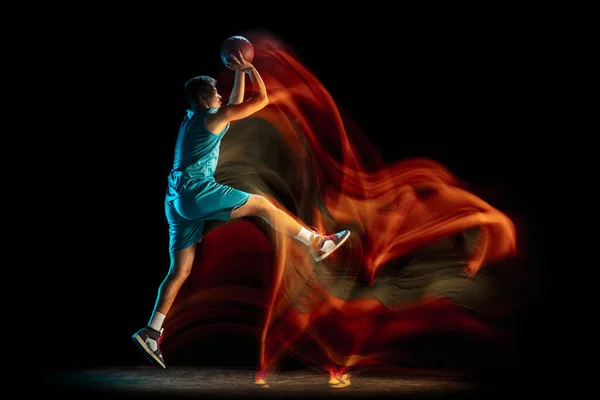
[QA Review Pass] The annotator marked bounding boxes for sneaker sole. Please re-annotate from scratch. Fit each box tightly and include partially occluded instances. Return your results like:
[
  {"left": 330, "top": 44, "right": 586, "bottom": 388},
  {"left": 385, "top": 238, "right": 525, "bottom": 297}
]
[
  {"left": 314, "top": 232, "right": 351, "bottom": 262},
  {"left": 133, "top": 333, "right": 166, "bottom": 368}
]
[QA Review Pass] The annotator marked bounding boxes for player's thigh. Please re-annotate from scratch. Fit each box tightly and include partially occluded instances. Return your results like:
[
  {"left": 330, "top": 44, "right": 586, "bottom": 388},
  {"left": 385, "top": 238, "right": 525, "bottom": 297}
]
[
  {"left": 165, "top": 199, "right": 205, "bottom": 255},
  {"left": 230, "top": 193, "right": 273, "bottom": 219}
]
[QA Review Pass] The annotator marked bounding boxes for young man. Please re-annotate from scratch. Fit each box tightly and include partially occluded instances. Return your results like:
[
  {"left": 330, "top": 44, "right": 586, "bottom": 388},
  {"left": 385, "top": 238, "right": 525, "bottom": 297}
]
[{"left": 132, "top": 51, "right": 351, "bottom": 368}]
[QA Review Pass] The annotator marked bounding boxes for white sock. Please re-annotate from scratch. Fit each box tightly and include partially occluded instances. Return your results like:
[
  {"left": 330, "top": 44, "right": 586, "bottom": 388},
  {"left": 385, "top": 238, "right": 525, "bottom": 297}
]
[
  {"left": 294, "top": 227, "right": 316, "bottom": 246},
  {"left": 148, "top": 311, "right": 166, "bottom": 332}
]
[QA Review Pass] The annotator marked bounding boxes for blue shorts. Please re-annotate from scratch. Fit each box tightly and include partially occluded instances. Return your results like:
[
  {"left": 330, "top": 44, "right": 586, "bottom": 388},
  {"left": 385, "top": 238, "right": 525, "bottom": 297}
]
[{"left": 165, "top": 179, "right": 250, "bottom": 253}]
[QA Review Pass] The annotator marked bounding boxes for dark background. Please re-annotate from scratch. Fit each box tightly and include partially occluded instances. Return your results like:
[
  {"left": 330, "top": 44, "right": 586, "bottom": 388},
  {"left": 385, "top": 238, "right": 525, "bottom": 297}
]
[{"left": 37, "top": 10, "right": 556, "bottom": 384}]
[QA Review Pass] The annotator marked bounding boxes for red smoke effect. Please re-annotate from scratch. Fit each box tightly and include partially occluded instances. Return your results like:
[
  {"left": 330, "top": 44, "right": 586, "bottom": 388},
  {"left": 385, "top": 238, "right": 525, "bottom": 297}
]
[{"left": 159, "top": 31, "right": 523, "bottom": 382}]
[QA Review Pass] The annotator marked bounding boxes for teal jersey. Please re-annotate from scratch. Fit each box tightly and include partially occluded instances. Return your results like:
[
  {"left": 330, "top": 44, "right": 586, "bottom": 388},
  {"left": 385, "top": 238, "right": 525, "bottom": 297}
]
[{"left": 166, "top": 108, "right": 229, "bottom": 201}]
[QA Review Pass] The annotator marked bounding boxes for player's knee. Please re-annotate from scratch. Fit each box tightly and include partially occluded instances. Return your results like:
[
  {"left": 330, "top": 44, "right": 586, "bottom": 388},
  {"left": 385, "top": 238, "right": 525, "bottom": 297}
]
[
  {"left": 169, "top": 247, "right": 195, "bottom": 281},
  {"left": 234, "top": 194, "right": 275, "bottom": 219},
  {"left": 167, "top": 264, "right": 191, "bottom": 284},
  {"left": 250, "top": 194, "right": 274, "bottom": 218},
  {"left": 173, "top": 262, "right": 193, "bottom": 281}
]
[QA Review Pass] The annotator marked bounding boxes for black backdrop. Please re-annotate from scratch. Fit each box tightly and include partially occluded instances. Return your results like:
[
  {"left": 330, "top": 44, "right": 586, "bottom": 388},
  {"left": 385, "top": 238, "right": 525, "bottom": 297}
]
[{"left": 35, "top": 10, "right": 555, "bottom": 384}]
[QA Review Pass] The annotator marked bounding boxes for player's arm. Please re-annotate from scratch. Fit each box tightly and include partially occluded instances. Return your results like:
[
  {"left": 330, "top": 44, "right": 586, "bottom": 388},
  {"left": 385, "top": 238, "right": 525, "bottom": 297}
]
[
  {"left": 215, "top": 53, "right": 269, "bottom": 122},
  {"left": 228, "top": 71, "right": 245, "bottom": 105}
]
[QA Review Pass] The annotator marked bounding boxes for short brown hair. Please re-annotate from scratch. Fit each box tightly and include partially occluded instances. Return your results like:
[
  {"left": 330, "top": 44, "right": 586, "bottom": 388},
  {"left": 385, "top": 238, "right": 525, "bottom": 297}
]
[{"left": 184, "top": 75, "right": 217, "bottom": 107}]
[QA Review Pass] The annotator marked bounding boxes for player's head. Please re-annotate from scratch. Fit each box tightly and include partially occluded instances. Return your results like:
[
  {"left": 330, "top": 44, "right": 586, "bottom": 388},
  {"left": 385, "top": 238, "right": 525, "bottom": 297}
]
[{"left": 184, "top": 75, "right": 222, "bottom": 109}]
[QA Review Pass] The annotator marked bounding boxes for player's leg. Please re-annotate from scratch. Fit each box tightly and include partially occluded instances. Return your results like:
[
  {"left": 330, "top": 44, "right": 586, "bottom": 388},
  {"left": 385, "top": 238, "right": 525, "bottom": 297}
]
[
  {"left": 174, "top": 180, "right": 350, "bottom": 262},
  {"left": 230, "top": 193, "right": 351, "bottom": 262},
  {"left": 132, "top": 203, "right": 204, "bottom": 368},
  {"left": 132, "top": 245, "right": 196, "bottom": 368}
]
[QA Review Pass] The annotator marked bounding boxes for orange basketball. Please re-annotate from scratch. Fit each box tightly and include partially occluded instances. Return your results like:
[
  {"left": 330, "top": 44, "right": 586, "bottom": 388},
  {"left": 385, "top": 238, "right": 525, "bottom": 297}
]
[{"left": 220, "top": 36, "right": 254, "bottom": 66}]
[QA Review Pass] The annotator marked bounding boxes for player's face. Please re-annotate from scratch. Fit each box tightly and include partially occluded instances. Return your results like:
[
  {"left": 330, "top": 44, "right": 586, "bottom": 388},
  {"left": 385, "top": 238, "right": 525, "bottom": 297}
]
[{"left": 206, "top": 87, "right": 222, "bottom": 109}]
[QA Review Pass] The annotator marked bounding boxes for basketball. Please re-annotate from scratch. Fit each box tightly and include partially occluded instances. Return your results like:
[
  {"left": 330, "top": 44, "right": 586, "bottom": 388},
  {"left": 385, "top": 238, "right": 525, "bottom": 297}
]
[{"left": 220, "top": 35, "right": 254, "bottom": 66}]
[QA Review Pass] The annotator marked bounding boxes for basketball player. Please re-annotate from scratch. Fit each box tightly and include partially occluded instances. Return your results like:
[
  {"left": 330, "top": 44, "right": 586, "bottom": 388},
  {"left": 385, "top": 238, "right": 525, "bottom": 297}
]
[{"left": 132, "top": 50, "right": 351, "bottom": 369}]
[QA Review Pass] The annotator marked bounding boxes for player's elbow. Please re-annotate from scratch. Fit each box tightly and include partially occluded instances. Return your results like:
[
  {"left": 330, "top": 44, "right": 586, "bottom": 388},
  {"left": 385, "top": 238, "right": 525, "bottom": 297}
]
[
  {"left": 244, "top": 94, "right": 269, "bottom": 115},
  {"left": 257, "top": 93, "right": 269, "bottom": 108}
]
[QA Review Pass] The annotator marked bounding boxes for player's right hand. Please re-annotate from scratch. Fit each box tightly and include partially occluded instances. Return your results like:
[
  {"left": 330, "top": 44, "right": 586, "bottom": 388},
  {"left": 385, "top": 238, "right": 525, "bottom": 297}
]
[{"left": 226, "top": 51, "right": 253, "bottom": 72}]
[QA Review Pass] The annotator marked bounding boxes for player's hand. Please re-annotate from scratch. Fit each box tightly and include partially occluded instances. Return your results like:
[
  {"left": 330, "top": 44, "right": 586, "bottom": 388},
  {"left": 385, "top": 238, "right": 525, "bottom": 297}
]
[{"left": 226, "top": 51, "right": 253, "bottom": 72}]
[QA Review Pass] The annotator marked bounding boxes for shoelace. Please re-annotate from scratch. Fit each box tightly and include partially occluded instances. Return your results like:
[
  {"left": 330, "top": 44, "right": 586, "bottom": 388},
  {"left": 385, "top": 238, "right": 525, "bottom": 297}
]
[{"left": 309, "top": 226, "right": 336, "bottom": 242}]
